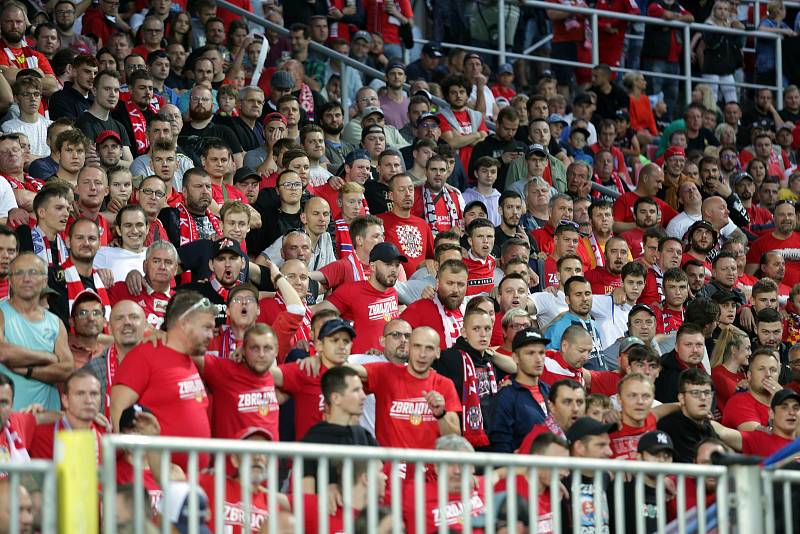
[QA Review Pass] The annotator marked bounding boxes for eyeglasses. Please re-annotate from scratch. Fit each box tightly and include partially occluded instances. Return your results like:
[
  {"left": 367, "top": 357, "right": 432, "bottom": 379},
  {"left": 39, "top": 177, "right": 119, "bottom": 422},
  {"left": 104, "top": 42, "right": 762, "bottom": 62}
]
[
  {"left": 279, "top": 181, "right": 303, "bottom": 190},
  {"left": 11, "top": 269, "right": 46, "bottom": 278},
  {"left": 140, "top": 188, "right": 166, "bottom": 199},
  {"left": 385, "top": 331, "right": 411, "bottom": 339},
  {"left": 507, "top": 322, "right": 532, "bottom": 331},
  {"left": 682, "top": 389, "right": 714, "bottom": 399},
  {"left": 76, "top": 309, "right": 104, "bottom": 318},
  {"left": 55, "top": 9, "right": 75, "bottom": 15},
  {"left": 178, "top": 297, "right": 214, "bottom": 320},
  {"left": 231, "top": 296, "right": 257, "bottom": 305}
]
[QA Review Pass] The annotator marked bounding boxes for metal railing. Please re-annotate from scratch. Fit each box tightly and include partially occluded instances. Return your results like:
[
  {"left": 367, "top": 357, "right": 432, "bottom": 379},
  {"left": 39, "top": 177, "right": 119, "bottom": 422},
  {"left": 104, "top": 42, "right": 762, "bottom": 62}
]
[
  {"left": 0, "top": 460, "right": 57, "bottom": 534},
  {"left": 100, "top": 434, "right": 738, "bottom": 534}
]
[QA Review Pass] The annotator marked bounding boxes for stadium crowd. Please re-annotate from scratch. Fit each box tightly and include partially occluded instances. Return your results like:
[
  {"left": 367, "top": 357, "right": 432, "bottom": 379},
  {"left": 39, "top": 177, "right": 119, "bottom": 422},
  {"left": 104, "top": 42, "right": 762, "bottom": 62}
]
[{"left": 0, "top": 0, "right": 799, "bottom": 531}]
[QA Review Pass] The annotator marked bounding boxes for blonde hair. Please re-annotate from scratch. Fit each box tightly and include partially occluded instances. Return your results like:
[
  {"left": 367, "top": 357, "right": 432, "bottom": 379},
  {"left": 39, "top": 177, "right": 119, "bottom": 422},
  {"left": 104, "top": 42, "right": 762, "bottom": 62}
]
[
  {"left": 710, "top": 325, "right": 748, "bottom": 367},
  {"left": 339, "top": 181, "right": 365, "bottom": 196},
  {"left": 220, "top": 200, "right": 251, "bottom": 223}
]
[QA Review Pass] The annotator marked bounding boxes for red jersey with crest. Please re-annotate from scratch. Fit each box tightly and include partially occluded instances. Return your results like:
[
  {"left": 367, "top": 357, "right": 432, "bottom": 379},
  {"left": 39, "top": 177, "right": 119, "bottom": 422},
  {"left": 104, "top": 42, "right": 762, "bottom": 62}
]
[
  {"left": 377, "top": 211, "right": 435, "bottom": 277},
  {"left": 462, "top": 253, "right": 497, "bottom": 295},
  {"left": 609, "top": 412, "right": 658, "bottom": 460},
  {"left": 199, "top": 474, "right": 270, "bottom": 534},
  {"left": 109, "top": 281, "right": 170, "bottom": 330}
]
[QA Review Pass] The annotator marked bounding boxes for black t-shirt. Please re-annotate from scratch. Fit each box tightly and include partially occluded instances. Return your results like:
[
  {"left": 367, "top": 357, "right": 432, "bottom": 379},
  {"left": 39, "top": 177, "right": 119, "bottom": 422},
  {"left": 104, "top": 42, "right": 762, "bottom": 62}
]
[
  {"left": 175, "top": 280, "right": 227, "bottom": 326},
  {"left": 656, "top": 410, "right": 718, "bottom": 463},
  {"left": 75, "top": 111, "right": 131, "bottom": 149},
  {"left": 177, "top": 122, "right": 244, "bottom": 163},
  {"left": 49, "top": 83, "right": 92, "bottom": 121},
  {"left": 301, "top": 422, "right": 377, "bottom": 488},
  {"left": 158, "top": 206, "right": 221, "bottom": 250},
  {"left": 213, "top": 115, "right": 260, "bottom": 152},
  {"left": 364, "top": 179, "right": 391, "bottom": 215},
  {"left": 686, "top": 128, "right": 720, "bottom": 153}
]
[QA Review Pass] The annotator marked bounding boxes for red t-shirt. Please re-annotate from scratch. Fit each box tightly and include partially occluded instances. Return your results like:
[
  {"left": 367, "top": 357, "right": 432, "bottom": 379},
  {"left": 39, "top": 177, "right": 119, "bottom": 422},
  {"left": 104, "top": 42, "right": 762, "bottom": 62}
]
[
  {"left": 0, "top": 45, "right": 54, "bottom": 74},
  {"left": 721, "top": 391, "right": 770, "bottom": 429},
  {"left": 411, "top": 186, "right": 464, "bottom": 234},
  {"left": 0, "top": 412, "right": 35, "bottom": 463},
  {"left": 746, "top": 231, "right": 800, "bottom": 287},
  {"left": 201, "top": 356, "right": 279, "bottom": 441},
  {"left": 462, "top": 253, "right": 497, "bottom": 296},
  {"left": 745, "top": 205, "right": 774, "bottom": 234},
  {"left": 108, "top": 281, "right": 170, "bottom": 330},
  {"left": 278, "top": 363, "right": 328, "bottom": 440},
  {"left": 543, "top": 256, "right": 560, "bottom": 289},
  {"left": 549, "top": 0, "right": 584, "bottom": 42},
  {"left": 741, "top": 429, "right": 792, "bottom": 456},
  {"left": 114, "top": 344, "right": 211, "bottom": 470},
  {"left": 655, "top": 306, "right": 684, "bottom": 335},
  {"left": 400, "top": 298, "right": 452, "bottom": 349},
  {"left": 377, "top": 211, "right": 435, "bottom": 277},
  {"left": 295, "top": 493, "right": 356, "bottom": 534},
  {"left": 319, "top": 257, "right": 372, "bottom": 290},
  {"left": 29, "top": 420, "right": 103, "bottom": 463},
  {"left": 532, "top": 225, "right": 556, "bottom": 255},
  {"left": 0, "top": 277, "right": 8, "bottom": 300},
  {"left": 365, "top": 362, "right": 460, "bottom": 449},
  {"left": 364, "top": 0, "right": 413, "bottom": 45},
  {"left": 590, "top": 370, "right": 622, "bottom": 396},
  {"left": 212, "top": 183, "right": 249, "bottom": 205},
  {"left": 613, "top": 192, "right": 677, "bottom": 226},
  {"left": 711, "top": 365, "right": 745, "bottom": 412},
  {"left": 620, "top": 227, "right": 646, "bottom": 259},
  {"left": 199, "top": 474, "right": 269, "bottom": 534},
  {"left": 402, "top": 477, "right": 487, "bottom": 534},
  {"left": 609, "top": 412, "right": 658, "bottom": 460},
  {"left": 80, "top": 7, "right": 118, "bottom": 45},
  {"left": 736, "top": 273, "right": 759, "bottom": 295},
  {"left": 327, "top": 281, "right": 400, "bottom": 354},
  {"left": 585, "top": 266, "right": 622, "bottom": 295},
  {"left": 437, "top": 109, "right": 488, "bottom": 173},
  {"left": 117, "top": 457, "right": 162, "bottom": 516},
  {"left": 638, "top": 266, "right": 662, "bottom": 306}
]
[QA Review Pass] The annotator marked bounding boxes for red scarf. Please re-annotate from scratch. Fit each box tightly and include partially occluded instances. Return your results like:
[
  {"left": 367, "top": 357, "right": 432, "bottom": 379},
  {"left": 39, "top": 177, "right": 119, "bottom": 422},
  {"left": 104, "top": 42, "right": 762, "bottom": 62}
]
[
  {"left": 460, "top": 351, "right": 496, "bottom": 448},
  {"left": 31, "top": 224, "right": 68, "bottom": 268},
  {"left": 0, "top": 417, "right": 30, "bottom": 468},
  {"left": 61, "top": 258, "right": 111, "bottom": 319},
  {"left": 144, "top": 218, "right": 168, "bottom": 247},
  {"left": 208, "top": 273, "right": 238, "bottom": 301},
  {"left": 177, "top": 203, "right": 222, "bottom": 245},
  {"left": 335, "top": 218, "right": 354, "bottom": 258},
  {"left": 275, "top": 292, "right": 312, "bottom": 343},
  {"left": 212, "top": 325, "right": 240, "bottom": 359},
  {"left": 3, "top": 173, "right": 43, "bottom": 194},
  {"left": 124, "top": 99, "right": 158, "bottom": 154},
  {"left": 104, "top": 345, "right": 118, "bottom": 418},
  {"left": 592, "top": 172, "right": 626, "bottom": 198},
  {"left": 297, "top": 83, "right": 315, "bottom": 120}
]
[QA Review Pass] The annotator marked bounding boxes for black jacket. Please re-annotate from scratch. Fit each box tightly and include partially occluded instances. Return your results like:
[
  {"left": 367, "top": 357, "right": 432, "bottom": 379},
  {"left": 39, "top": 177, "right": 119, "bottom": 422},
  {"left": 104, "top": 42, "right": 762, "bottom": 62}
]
[
  {"left": 701, "top": 30, "right": 743, "bottom": 75},
  {"left": 654, "top": 350, "right": 700, "bottom": 403},
  {"left": 642, "top": 0, "right": 685, "bottom": 60}
]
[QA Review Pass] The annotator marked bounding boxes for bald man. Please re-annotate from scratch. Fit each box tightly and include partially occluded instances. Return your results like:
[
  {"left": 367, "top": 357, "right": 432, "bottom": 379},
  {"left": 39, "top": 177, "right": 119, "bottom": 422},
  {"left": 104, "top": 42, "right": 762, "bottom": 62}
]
[
  {"left": 702, "top": 196, "right": 746, "bottom": 243},
  {"left": 260, "top": 196, "right": 336, "bottom": 269}
]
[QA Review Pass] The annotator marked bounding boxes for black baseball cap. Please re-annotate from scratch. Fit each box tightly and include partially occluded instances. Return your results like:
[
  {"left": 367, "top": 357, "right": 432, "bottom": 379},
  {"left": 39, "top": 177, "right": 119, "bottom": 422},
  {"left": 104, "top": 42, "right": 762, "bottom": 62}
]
[
  {"left": 233, "top": 166, "right": 261, "bottom": 184},
  {"left": 318, "top": 318, "right": 356, "bottom": 340},
  {"left": 361, "top": 125, "right": 385, "bottom": 141},
  {"left": 119, "top": 403, "right": 153, "bottom": 432},
  {"left": 345, "top": 149, "right": 371, "bottom": 165},
  {"left": 526, "top": 143, "right": 548, "bottom": 158},
  {"left": 511, "top": 329, "right": 550, "bottom": 351},
  {"left": 565, "top": 417, "right": 618, "bottom": 444},
  {"left": 711, "top": 289, "right": 738, "bottom": 304},
  {"left": 771, "top": 388, "right": 800, "bottom": 409},
  {"left": 573, "top": 92, "right": 593, "bottom": 106},
  {"left": 369, "top": 242, "right": 408, "bottom": 263},
  {"left": 416, "top": 112, "right": 441, "bottom": 127},
  {"left": 687, "top": 220, "right": 718, "bottom": 241},
  {"left": 731, "top": 171, "right": 754, "bottom": 185},
  {"left": 422, "top": 43, "right": 444, "bottom": 58},
  {"left": 629, "top": 304, "right": 656, "bottom": 318},
  {"left": 212, "top": 237, "right": 244, "bottom": 258},
  {"left": 636, "top": 430, "right": 676, "bottom": 456}
]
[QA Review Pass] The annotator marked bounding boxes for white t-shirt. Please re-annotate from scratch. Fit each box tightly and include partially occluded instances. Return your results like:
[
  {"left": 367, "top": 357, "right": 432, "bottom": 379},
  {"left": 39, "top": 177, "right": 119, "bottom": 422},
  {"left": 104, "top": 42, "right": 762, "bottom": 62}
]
[
  {"left": 93, "top": 247, "right": 146, "bottom": 283},
  {"left": 0, "top": 176, "right": 17, "bottom": 218},
  {"left": 469, "top": 84, "right": 498, "bottom": 121},
  {"left": 590, "top": 295, "right": 633, "bottom": 349},
  {"left": 666, "top": 211, "right": 738, "bottom": 240},
  {"left": 531, "top": 290, "right": 568, "bottom": 330},
  {"left": 1, "top": 115, "right": 52, "bottom": 157},
  {"left": 308, "top": 164, "right": 333, "bottom": 188},
  {"left": 348, "top": 353, "right": 388, "bottom": 437}
]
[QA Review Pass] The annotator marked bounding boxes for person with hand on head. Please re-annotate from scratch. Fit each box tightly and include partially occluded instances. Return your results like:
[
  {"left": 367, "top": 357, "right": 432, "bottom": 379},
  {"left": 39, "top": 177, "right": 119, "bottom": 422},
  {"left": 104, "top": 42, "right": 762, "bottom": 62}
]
[{"left": 721, "top": 348, "right": 781, "bottom": 431}]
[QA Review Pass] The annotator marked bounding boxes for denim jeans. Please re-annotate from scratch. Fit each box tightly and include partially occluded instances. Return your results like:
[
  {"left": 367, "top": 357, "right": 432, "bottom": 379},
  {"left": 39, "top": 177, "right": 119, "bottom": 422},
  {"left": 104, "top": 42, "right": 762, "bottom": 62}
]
[{"left": 645, "top": 59, "right": 680, "bottom": 119}]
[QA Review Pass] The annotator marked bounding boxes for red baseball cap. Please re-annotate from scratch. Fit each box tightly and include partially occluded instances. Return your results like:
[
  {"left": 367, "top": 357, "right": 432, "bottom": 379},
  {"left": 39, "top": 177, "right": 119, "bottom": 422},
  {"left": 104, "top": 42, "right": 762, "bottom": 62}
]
[
  {"left": 263, "top": 112, "right": 287, "bottom": 127},
  {"left": 95, "top": 130, "right": 122, "bottom": 145},
  {"left": 664, "top": 146, "right": 686, "bottom": 159},
  {"left": 236, "top": 426, "right": 274, "bottom": 441}
]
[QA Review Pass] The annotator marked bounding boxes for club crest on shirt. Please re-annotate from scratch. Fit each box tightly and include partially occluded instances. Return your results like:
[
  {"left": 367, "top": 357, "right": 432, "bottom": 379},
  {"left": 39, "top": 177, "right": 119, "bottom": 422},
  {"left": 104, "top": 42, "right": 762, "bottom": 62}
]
[{"left": 395, "top": 224, "right": 423, "bottom": 258}]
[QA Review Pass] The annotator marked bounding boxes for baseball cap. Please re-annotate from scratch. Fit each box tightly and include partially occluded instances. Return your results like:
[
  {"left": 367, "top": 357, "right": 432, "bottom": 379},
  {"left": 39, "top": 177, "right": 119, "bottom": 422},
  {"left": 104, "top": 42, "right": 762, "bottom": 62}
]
[
  {"left": 731, "top": 171, "right": 754, "bottom": 185},
  {"left": 369, "top": 242, "right": 408, "bottom": 263},
  {"left": 511, "top": 329, "right": 551, "bottom": 351},
  {"left": 573, "top": 92, "right": 593, "bottom": 106},
  {"left": 118, "top": 403, "right": 153, "bottom": 432},
  {"left": 711, "top": 289, "right": 739, "bottom": 304},
  {"left": 629, "top": 304, "right": 656, "bottom": 318},
  {"left": 212, "top": 237, "right": 244, "bottom": 258},
  {"left": 360, "top": 106, "right": 384, "bottom": 120},
  {"left": 233, "top": 166, "right": 261, "bottom": 184},
  {"left": 263, "top": 111, "right": 287, "bottom": 126},
  {"left": 778, "top": 123, "right": 795, "bottom": 133},
  {"left": 318, "top": 318, "right": 356, "bottom": 340},
  {"left": 615, "top": 109, "right": 629, "bottom": 121},
  {"left": 352, "top": 30, "right": 372, "bottom": 43},
  {"left": 270, "top": 70, "right": 294, "bottom": 90},
  {"left": 771, "top": 388, "right": 800, "bottom": 409},
  {"left": 547, "top": 113, "right": 568, "bottom": 126},
  {"left": 565, "top": 417, "right": 618, "bottom": 444},
  {"left": 416, "top": 112, "right": 441, "bottom": 127},
  {"left": 569, "top": 126, "right": 591, "bottom": 140},
  {"left": 687, "top": 219, "right": 718, "bottom": 240},
  {"left": 413, "top": 89, "right": 433, "bottom": 103},
  {"left": 664, "top": 146, "right": 686, "bottom": 159},
  {"left": 71, "top": 289, "right": 104, "bottom": 316},
  {"left": 95, "top": 130, "right": 121, "bottom": 145},
  {"left": 637, "top": 430, "right": 676, "bottom": 456},
  {"left": 526, "top": 143, "right": 548, "bottom": 158},
  {"left": 236, "top": 426, "right": 274, "bottom": 441},
  {"left": 463, "top": 52, "right": 482, "bottom": 65},
  {"left": 422, "top": 43, "right": 444, "bottom": 58},
  {"left": 361, "top": 124, "right": 385, "bottom": 141},
  {"left": 160, "top": 482, "right": 213, "bottom": 534},
  {"left": 385, "top": 61, "right": 405, "bottom": 74},
  {"left": 345, "top": 149, "right": 371, "bottom": 166},
  {"left": 497, "top": 62, "right": 513, "bottom": 75},
  {"left": 619, "top": 336, "right": 645, "bottom": 353}
]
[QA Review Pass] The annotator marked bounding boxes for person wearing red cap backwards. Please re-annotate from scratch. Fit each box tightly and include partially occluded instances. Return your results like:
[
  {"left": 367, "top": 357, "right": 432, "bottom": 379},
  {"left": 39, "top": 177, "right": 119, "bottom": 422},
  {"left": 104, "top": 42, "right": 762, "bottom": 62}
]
[{"left": 612, "top": 163, "right": 678, "bottom": 234}]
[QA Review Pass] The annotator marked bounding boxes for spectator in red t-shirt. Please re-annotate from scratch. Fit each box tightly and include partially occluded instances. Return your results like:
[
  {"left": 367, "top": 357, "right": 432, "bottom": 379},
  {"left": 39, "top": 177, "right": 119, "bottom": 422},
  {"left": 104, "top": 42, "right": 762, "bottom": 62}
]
[
  {"left": 722, "top": 349, "right": 781, "bottom": 431},
  {"left": 613, "top": 163, "right": 678, "bottom": 234},
  {"left": 438, "top": 75, "right": 489, "bottom": 174},
  {"left": 746, "top": 201, "right": 800, "bottom": 287},
  {"left": 620, "top": 198, "right": 659, "bottom": 261},
  {"left": 462, "top": 218, "right": 497, "bottom": 296},
  {"left": 713, "top": 389, "right": 799, "bottom": 456},
  {"left": 732, "top": 171, "right": 773, "bottom": 236},
  {"left": 710, "top": 326, "right": 750, "bottom": 412}
]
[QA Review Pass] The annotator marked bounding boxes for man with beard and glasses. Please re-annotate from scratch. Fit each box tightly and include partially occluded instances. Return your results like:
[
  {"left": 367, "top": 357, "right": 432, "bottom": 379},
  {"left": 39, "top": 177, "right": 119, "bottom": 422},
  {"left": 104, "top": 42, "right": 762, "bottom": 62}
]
[
  {"left": 317, "top": 242, "right": 403, "bottom": 354},
  {"left": 319, "top": 101, "right": 353, "bottom": 174},
  {"left": 81, "top": 300, "right": 145, "bottom": 417},
  {"left": 76, "top": 70, "right": 134, "bottom": 164},
  {"left": 732, "top": 171, "right": 773, "bottom": 235},
  {"left": 110, "top": 292, "right": 213, "bottom": 463},
  {"left": 0, "top": 4, "right": 58, "bottom": 96},
  {"left": 178, "top": 85, "right": 243, "bottom": 167},
  {"left": 66, "top": 289, "right": 109, "bottom": 370},
  {"left": 681, "top": 220, "right": 718, "bottom": 277},
  {"left": 53, "top": 0, "right": 95, "bottom": 55},
  {"left": 747, "top": 200, "right": 800, "bottom": 287},
  {"left": 349, "top": 318, "right": 412, "bottom": 435},
  {"left": 585, "top": 236, "right": 630, "bottom": 295},
  {"left": 158, "top": 168, "right": 222, "bottom": 249},
  {"left": 213, "top": 86, "right": 265, "bottom": 153},
  {"left": 401, "top": 259, "right": 468, "bottom": 349},
  {"left": 111, "top": 70, "right": 158, "bottom": 158},
  {"left": 0, "top": 224, "right": 17, "bottom": 299}
]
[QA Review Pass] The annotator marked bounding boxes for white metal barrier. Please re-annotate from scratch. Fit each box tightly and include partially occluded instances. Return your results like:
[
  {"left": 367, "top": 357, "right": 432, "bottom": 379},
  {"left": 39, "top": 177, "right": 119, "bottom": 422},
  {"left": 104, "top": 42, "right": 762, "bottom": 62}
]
[
  {"left": 99, "top": 434, "right": 739, "bottom": 534},
  {"left": 0, "top": 460, "right": 57, "bottom": 534}
]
